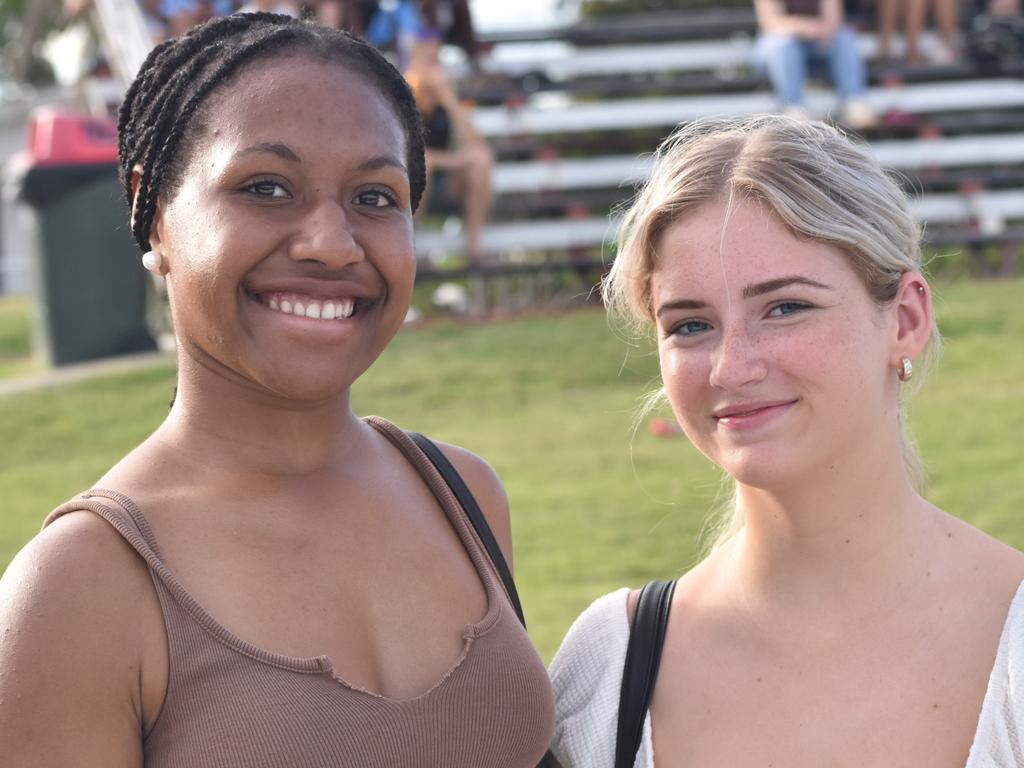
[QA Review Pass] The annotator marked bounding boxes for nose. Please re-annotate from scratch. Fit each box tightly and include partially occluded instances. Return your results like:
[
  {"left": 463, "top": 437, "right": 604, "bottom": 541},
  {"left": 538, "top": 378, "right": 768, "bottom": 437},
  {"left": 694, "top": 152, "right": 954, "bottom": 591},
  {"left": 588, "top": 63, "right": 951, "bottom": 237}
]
[
  {"left": 288, "top": 198, "right": 365, "bottom": 269},
  {"left": 708, "top": 323, "right": 768, "bottom": 390}
]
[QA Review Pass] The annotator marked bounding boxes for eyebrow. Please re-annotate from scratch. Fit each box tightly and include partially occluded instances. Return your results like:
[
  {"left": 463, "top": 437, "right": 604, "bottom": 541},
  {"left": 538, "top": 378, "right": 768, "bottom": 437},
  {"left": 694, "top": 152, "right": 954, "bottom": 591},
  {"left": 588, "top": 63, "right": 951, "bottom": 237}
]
[
  {"left": 233, "top": 145, "right": 406, "bottom": 175},
  {"left": 237, "top": 142, "right": 301, "bottom": 162},
  {"left": 741, "top": 276, "right": 833, "bottom": 298},
  {"left": 357, "top": 155, "right": 407, "bottom": 174},
  {"left": 655, "top": 276, "right": 834, "bottom": 318}
]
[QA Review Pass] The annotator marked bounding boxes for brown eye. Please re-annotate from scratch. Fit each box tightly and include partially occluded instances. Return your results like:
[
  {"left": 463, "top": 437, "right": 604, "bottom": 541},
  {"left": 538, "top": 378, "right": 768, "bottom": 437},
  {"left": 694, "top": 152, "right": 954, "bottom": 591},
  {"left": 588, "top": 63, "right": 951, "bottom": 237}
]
[
  {"left": 354, "top": 189, "right": 397, "bottom": 208},
  {"left": 243, "top": 179, "right": 290, "bottom": 198}
]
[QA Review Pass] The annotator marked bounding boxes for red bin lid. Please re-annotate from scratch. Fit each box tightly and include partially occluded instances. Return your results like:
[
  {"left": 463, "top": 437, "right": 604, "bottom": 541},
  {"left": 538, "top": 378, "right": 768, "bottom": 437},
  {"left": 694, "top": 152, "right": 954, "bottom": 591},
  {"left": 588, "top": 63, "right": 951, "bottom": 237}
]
[{"left": 26, "top": 106, "right": 118, "bottom": 166}]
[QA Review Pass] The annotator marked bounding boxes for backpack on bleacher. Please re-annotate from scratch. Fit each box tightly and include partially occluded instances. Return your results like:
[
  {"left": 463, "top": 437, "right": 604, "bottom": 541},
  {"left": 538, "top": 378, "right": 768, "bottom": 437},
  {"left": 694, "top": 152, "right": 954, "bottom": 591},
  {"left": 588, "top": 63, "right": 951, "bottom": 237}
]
[{"left": 967, "top": 13, "right": 1024, "bottom": 76}]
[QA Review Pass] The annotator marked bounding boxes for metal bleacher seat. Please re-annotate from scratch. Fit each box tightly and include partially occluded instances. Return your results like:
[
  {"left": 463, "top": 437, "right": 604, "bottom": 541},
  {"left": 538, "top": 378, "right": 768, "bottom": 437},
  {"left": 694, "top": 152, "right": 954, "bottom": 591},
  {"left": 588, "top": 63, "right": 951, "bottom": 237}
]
[{"left": 415, "top": 9, "right": 1024, "bottom": 281}]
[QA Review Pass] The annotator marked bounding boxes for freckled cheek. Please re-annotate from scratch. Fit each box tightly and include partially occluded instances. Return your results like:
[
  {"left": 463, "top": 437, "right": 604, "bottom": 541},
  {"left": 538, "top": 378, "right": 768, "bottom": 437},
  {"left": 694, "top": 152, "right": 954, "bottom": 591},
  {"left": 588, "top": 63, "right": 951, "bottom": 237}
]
[{"left": 659, "top": 349, "right": 709, "bottom": 419}]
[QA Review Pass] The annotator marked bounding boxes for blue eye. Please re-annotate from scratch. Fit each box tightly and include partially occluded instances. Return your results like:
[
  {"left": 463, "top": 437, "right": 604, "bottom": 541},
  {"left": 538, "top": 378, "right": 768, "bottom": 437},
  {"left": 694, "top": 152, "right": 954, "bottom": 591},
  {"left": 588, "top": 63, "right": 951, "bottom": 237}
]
[
  {"left": 768, "top": 301, "right": 810, "bottom": 317},
  {"left": 671, "top": 319, "right": 712, "bottom": 336},
  {"left": 243, "top": 179, "right": 290, "bottom": 198},
  {"left": 355, "top": 189, "right": 398, "bottom": 208}
]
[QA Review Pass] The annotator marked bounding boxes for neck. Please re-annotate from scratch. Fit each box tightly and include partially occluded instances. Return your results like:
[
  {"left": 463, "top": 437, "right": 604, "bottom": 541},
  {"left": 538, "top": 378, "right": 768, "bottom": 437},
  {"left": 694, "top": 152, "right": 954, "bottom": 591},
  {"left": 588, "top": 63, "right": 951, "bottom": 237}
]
[
  {"left": 154, "top": 351, "right": 366, "bottom": 481},
  {"left": 721, "top": 434, "right": 940, "bottom": 619}
]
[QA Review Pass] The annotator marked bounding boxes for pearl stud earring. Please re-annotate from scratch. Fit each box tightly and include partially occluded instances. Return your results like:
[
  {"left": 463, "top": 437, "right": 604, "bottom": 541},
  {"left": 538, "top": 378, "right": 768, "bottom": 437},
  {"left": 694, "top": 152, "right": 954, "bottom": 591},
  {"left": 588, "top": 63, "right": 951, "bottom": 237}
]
[{"left": 141, "top": 250, "right": 164, "bottom": 274}]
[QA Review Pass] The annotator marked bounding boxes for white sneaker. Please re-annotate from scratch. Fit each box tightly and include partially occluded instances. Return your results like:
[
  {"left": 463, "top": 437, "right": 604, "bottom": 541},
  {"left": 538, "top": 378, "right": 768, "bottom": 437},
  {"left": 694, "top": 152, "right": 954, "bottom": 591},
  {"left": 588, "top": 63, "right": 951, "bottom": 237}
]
[
  {"left": 782, "top": 105, "right": 812, "bottom": 122},
  {"left": 841, "top": 99, "right": 878, "bottom": 130}
]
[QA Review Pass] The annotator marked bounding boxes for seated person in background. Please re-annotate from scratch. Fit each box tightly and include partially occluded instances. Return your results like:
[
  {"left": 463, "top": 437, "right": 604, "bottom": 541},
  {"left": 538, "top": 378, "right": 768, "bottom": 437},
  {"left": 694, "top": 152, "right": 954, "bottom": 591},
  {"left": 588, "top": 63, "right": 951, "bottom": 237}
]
[
  {"left": 988, "top": 0, "right": 1021, "bottom": 12},
  {"left": 878, "top": 0, "right": 962, "bottom": 65},
  {"left": 405, "top": 28, "right": 494, "bottom": 265},
  {"left": 364, "top": 0, "right": 423, "bottom": 69},
  {"left": 418, "top": 0, "right": 479, "bottom": 64},
  {"left": 313, "top": 0, "right": 368, "bottom": 33},
  {"left": 753, "top": 0, "right": 877, "bottom": 128},
  {"left": 161, "top": 0, "right": 235, "bottom": 36}
]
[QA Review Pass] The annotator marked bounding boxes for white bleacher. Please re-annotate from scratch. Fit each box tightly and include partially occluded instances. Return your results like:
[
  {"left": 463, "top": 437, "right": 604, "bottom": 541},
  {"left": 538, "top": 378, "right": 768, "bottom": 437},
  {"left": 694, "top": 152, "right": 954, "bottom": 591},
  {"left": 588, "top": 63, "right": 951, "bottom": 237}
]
[
  {"left": 472, "top": 79, "right": 1024, "bottom": 137},
  {"left": 446, "top": 39, "right": 754, "bottom": 80},
  {"left": 417, "top": 188, "right": 1024, "bottom": 257},
  {"left": 445, "top": 32, "right": 942, "bottom": 81},
  {"left": 417, "top": 13, "right": 1024, "bottom": 272},
  {"left": 492, "top": 134, "right": 1024, "bottom": 195}
]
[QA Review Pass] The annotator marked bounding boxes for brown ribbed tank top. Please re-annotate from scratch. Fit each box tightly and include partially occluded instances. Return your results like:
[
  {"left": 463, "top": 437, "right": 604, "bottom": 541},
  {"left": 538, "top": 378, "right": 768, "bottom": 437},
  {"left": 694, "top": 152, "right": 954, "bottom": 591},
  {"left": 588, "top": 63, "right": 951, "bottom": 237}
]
[{"left": 43, "top": 417, "right": 554, "bottom": 768}]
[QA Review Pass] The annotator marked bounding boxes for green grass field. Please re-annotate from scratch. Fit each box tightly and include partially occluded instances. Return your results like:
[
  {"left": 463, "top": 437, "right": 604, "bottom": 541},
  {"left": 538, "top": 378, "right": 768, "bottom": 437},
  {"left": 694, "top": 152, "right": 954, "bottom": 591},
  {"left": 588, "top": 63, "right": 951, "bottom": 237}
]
[
  {"left": 1, "top": 278, "right": 1022, "bottom": 660},
  {"left": 0, "top": 297, "right": 41, "bottom": 380}
]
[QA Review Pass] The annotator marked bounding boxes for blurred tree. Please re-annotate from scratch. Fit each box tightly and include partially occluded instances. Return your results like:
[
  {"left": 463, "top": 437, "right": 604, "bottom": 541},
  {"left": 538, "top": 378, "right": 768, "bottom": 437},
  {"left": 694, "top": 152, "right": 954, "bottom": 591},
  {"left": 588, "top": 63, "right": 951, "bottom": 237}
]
[{"left": 2, "top": 0, "right": 60, "bottom": 85}]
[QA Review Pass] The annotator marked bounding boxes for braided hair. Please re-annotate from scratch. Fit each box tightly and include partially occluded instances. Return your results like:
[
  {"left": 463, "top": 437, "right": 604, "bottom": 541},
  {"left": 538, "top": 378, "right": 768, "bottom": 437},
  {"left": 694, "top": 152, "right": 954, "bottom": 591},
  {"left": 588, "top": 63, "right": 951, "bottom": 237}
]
[{"left": 118, "top": 12, "right": 427, "bottom": 253}]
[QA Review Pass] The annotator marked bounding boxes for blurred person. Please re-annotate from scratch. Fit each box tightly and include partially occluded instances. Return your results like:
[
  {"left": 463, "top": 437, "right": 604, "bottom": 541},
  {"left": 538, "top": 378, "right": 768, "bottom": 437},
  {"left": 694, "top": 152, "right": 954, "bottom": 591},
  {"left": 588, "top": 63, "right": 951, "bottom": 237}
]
[
  {"left": 313, "top": 0, "right": 366, "bottom": 32},
  {"left": 161, "top": 0, "right": 237, "bottom": 36},
  {"left": 418, "top": 0, "right": 478, "bottom": 62},
  {"left": 878, "top": 0, "right": 962, "bottom": 64},
  {"left": 405, "top": 27, "right": 494, "bottom": 264},
  {"left": 753, "top": 0, "right": 877, "bottom": 129},
  {"left": 549, "top": 113, "right": 1024, "bottom": 768},
  {"left": 0, "top": 14, "right": 554, "bottom": 767},
  {"left": 140, "top": 0, "right": 171, "bottom": 41},
  {"left": 364, "top": 0, "right": 422, "bottom": 68},
  {"left": 988, "top": 0, "right": 1021, "bottom": 13}
]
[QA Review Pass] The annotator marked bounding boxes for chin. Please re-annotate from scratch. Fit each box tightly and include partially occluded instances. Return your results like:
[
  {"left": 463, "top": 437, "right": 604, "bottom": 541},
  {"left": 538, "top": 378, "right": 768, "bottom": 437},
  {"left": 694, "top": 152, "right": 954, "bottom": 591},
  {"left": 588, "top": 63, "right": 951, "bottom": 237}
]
[
  {"left": 255, "top": 364, "right": 364, "bottom": 406},
  {"left": 711, "top": 447, "right": 805, "bottom": 492}
]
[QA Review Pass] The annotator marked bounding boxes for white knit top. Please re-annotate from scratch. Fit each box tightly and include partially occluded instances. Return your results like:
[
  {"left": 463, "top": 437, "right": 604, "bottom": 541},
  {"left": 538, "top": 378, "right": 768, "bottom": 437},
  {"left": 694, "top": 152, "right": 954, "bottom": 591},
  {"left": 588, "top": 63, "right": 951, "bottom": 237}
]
[{"left": 549, "top": 583, "right": 1024, "bottom": 768}]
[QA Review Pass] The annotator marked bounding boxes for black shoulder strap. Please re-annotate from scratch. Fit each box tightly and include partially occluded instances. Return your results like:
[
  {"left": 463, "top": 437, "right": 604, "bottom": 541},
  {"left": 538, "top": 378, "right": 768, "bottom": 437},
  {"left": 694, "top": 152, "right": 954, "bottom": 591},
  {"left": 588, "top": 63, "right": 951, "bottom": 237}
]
[
  {"left": 615, "top": 579, "right": 677, "bottom": 768},
  {"left": 407, "top": 431, "right": 527, "bottom": 628}
]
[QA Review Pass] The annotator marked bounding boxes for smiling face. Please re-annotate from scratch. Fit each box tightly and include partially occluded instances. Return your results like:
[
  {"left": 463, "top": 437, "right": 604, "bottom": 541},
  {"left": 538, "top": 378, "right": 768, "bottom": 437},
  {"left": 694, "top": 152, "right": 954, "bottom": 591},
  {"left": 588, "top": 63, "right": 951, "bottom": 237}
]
[
  {"left": 147, "top": 54, "right": 415, "bottom": 403},
  {"left": 651, "top": 198, "right": 903, "bottom": 491}
]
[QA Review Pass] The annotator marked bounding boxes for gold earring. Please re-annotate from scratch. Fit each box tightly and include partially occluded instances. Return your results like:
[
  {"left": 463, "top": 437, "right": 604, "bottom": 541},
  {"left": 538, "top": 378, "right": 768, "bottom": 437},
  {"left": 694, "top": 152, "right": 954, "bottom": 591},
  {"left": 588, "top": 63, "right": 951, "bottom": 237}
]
[{"left": 897, "top": 355, "right": 913, "bottom": 382}]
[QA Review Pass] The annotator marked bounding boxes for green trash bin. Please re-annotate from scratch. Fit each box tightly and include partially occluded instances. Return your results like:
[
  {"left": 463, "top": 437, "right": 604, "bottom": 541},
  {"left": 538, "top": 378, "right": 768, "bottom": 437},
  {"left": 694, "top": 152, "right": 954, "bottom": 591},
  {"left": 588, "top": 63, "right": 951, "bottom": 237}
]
[{"left": 11, "top": 107, "right": 155, "bottom": 366}]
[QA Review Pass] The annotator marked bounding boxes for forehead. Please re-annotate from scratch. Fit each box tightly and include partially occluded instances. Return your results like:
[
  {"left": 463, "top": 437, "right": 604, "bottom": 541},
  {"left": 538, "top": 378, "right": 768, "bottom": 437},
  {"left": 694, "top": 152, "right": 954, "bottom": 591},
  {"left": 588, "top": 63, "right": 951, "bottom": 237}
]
[
  {"left": 192, "top": 53, "right": 406, "bottom": 163},
  {"left": 651, "top": 198, "right": 856, "bottom": 296}
]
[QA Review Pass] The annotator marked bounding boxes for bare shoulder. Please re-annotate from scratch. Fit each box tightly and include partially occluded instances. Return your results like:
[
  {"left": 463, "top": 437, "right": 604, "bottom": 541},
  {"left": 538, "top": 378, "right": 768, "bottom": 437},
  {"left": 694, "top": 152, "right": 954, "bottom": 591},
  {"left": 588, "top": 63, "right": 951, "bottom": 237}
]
[
  {"left": 0, "top": 510, "right": 161, "bottom": 765},
  {"left": 433, "top": 441, "right": 513, "bottom": 568},
  {"left": 939, "top": 511, "right": 1024, "bottom": 600}
]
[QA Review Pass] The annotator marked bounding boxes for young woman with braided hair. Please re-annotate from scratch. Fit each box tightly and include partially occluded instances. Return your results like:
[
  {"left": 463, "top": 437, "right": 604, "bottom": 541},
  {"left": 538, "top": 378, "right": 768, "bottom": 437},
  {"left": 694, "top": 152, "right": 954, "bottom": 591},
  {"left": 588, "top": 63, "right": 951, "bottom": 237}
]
[{"left": 0, "top": 14, "right": 553, "bottom": 766}]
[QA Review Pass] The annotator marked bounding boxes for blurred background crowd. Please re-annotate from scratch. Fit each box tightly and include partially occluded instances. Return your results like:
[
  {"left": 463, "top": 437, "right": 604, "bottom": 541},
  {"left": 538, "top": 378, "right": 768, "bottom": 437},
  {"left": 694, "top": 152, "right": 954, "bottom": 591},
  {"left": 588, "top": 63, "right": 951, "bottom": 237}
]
[{"left": 1, "top": 0, "right": 1023, "bottom": 319}]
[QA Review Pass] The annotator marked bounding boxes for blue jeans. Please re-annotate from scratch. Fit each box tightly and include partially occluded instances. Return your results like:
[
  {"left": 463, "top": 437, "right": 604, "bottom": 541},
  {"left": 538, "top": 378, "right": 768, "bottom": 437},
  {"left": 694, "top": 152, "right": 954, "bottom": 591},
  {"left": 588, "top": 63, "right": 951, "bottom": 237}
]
[{"left": 754, "top": 25, "right": 867, "bottom": 107}]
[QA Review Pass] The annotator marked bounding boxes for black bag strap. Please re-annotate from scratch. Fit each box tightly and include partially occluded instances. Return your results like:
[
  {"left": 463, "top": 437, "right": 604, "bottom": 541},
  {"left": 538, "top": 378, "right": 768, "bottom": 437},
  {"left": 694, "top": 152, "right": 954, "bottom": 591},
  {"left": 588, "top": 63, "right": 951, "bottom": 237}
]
[
  {"left": 407, "top": 431, "right": 527, "bottom": 628},
  {"left": 614, "top": 579, "right": 677, "bottom": 768},
  {"left": 409, "top": 432, "right": 555, "bottom": 768}
]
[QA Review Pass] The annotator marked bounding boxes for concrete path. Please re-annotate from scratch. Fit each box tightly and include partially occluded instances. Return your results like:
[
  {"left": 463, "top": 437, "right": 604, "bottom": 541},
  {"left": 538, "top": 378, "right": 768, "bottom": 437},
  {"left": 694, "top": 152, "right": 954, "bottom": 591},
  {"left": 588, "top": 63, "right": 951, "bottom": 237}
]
[{"left": 0, "top": 349, "right": 172, "bottom": 398}]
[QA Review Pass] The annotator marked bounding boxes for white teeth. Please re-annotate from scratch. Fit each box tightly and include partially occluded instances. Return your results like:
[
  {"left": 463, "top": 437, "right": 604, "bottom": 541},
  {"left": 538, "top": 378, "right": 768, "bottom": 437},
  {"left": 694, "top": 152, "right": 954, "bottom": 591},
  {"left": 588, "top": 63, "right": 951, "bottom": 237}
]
[{"left": 265, "top": 295, "right": 357, "bottom": 320}]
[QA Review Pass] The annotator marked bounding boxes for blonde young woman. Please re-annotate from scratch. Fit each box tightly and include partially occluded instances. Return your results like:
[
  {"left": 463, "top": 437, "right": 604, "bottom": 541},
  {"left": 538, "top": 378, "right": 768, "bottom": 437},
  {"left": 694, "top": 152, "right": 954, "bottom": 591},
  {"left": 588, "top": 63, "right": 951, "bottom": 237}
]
[{"left": 549, "top": 115, "right": 1024, "bottom": 767}]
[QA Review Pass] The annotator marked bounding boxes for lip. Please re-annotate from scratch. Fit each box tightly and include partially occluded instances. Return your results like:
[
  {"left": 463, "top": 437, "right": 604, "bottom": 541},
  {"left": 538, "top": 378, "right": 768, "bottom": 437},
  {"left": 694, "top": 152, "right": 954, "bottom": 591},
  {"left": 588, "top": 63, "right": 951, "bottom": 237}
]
[
  {"left": 244, "top": 276, "right": 378, "bottom": 303},
  {"left": 712, "top": 399, "right": 798, "bottom": 430}
]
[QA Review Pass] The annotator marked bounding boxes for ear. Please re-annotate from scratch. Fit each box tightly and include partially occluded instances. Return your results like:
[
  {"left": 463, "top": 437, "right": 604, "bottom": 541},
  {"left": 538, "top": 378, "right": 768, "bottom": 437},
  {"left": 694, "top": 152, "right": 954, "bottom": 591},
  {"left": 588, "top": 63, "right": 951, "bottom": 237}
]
[
  {"left": 129, "top": 164, "right": 145, "bottom": 232},
  {"left": 890, "top": 271, "right": 932, "bottom": 365},
  {"left": 131, "top": 164, "right": 169, "bottom": 275}
]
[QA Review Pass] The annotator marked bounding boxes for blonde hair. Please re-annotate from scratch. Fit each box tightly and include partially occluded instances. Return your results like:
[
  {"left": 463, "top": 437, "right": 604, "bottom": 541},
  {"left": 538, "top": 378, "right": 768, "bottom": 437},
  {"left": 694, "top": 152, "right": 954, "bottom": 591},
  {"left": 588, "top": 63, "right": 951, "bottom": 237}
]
[{"left": 604, "top": 114, "right": 940, "bottom": 550}]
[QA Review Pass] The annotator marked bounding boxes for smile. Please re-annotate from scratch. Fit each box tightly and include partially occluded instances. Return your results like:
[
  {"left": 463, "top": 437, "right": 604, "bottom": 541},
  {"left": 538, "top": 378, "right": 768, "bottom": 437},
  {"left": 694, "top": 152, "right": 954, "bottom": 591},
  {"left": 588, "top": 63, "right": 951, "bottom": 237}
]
[
  {"left": 253, "top": 291, "right": 361, "bottom": 322},
  {"left": 713, "top": 400, "right": 798, "bottom": 430}
]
